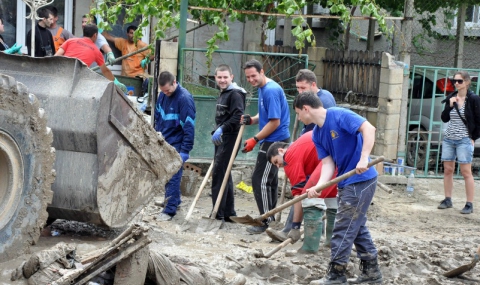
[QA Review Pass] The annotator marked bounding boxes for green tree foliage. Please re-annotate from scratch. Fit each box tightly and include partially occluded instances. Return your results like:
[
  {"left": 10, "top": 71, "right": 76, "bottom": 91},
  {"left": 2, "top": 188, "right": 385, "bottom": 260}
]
[{"left": 92, "top": 0, "right": 391, "bottom": 63}]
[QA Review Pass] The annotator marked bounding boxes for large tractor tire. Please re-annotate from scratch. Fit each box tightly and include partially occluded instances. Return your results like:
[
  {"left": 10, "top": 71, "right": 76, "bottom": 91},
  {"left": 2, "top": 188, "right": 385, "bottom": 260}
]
[{"left": 0, "top": 74, "right": 56, "bottom": 262}]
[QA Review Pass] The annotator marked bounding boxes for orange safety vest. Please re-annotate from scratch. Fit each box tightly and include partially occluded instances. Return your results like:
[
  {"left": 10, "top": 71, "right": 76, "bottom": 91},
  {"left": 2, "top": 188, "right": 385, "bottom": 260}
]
[{"left": 53, "top": 27, "right": 65, "bottom": 52}]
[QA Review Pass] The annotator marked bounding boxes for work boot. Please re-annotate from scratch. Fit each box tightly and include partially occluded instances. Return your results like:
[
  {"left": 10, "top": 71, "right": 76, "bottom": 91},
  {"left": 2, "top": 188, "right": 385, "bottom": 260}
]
[
  {"left": 438, "top": 198, "right": 453, "bottom": 209},
  {"left": 324, "top": 209, "right": 336, "bottom": 247},
  {"left": 311, "top": 262, "right": 347, "bottom": 285},
  {"left": 246, "top": 224, "right": 268, "bottom": 234},
  {"left": 460, "top": 202, "right": 473, "bottom": 214},
  {"left": 266, "top": 228, "right": 288, "bottom": 242},
  {"left": 348, "top": 259, "right": 383, "bottom": 284}
]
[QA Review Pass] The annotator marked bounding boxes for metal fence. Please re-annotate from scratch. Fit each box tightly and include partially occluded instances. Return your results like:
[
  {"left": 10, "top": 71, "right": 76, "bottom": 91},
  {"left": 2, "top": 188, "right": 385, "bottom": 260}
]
[{"left": 179, "top": 48, "right": 313, "bottom": 100}]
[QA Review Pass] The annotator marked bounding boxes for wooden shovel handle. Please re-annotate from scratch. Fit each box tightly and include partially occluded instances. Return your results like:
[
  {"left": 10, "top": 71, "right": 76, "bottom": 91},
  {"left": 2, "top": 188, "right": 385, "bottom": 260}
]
[
  {"left": 263, "top": 229, "right": 304, "bottom": 258},
  {"left": 275, "top": 114, "right": 300, "bottom": 222},
  {"left": 257, "top": 156, "right": 385, "bottom": 221},
  {"left": 211, "top": 125, "right": 245, "bottom": 218},
  {"left": 185, "top": 161, "right": 214, "bottom": 220}
]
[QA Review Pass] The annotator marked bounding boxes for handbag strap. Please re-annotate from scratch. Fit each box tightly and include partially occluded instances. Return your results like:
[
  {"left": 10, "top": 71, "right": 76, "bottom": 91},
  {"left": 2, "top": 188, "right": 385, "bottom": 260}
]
[{"left": 453, "top": 101, "right": 471, "bottom": 139}]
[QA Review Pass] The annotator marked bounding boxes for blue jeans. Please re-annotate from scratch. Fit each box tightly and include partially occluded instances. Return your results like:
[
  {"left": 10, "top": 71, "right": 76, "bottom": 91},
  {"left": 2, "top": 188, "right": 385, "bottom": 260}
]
[
  {"left": 442, "top": 137, "right": 473, "bottom": 164},
  {"left": 330, "top": 177, "right": 378, "bottom": 265}
]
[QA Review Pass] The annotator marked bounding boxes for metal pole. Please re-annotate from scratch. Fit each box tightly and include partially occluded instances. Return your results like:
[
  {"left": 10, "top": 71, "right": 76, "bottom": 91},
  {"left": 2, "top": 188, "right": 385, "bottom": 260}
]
[
  {"left": 397, "top": 0, "right": 414, "bottom": 159},
  {"left": 178, "top": 0, "right": 188, "bottom": 84}
]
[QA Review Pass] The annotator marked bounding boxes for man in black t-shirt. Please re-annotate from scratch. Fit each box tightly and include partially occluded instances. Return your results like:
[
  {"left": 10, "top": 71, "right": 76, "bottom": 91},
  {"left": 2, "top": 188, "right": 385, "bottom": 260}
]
[{"left": 26, "top": 8, "right": 55, "bottom": 57}]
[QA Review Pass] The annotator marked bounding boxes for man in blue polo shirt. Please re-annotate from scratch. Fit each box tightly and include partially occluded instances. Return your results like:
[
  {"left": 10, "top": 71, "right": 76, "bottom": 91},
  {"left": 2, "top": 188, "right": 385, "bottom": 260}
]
[
  {"left": 241, "top": 59, "right": 290, "bottom": 234},
  {"left": 293, "top": 91, "right": 382, "bottom": 285}
]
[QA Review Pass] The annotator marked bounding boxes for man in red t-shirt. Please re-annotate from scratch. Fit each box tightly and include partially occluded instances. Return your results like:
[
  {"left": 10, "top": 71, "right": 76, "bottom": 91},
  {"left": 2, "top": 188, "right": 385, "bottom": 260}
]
[
  {"left": 54, "top": 24, "right": 126, "bottom": 92},
  {"left": 266, "top": 131, "right": 338, "bottom": 248}
]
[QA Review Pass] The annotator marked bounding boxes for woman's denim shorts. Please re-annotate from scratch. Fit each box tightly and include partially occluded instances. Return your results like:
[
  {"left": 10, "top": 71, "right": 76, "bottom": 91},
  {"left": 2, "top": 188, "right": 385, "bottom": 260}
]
[{"left": 441, "top": 137, "right": 474, "bottom": 164}]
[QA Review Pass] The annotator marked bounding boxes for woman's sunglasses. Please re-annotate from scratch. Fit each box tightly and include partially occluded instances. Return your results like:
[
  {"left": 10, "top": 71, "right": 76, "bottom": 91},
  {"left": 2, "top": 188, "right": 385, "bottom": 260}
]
[{"left": 452, "top": 79, "right": 464, "bottom": 84}]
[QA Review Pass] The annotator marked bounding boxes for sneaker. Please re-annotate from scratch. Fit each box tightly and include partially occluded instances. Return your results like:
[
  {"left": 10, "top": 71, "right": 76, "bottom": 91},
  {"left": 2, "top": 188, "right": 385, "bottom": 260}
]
[
  {"left": 246, "top": 225, "right": 268, "bottom": 234},
  {"left": 460, "top": 202, "right": 473, "bottom": 214},
  {"left": 154, "top": 200, "right": 165, "bottom": 207},
  {"left": 265, "top": 228, "right": 288, "bottom": 242},
  {"left": 157, "top": 213, "right": 173, "bottom": 221},
  {"left": 438, "top": 198, "right": 453, "bottom": 209}
]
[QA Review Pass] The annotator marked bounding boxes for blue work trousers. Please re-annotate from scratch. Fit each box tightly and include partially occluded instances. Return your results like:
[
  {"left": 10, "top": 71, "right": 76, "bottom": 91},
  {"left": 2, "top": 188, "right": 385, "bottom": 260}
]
[
  {"left": 163, "top": 144, "right": 183, "bottom": 216},
  {"left": 330, "top": 177, "right": 378, "bottom": 264}
]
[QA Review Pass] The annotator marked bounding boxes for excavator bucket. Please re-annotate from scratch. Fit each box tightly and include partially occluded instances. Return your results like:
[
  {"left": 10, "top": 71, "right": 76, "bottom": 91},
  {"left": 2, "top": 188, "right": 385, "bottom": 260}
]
[{"left": 0, "top": 53, "right": 181, "bottom": 228}]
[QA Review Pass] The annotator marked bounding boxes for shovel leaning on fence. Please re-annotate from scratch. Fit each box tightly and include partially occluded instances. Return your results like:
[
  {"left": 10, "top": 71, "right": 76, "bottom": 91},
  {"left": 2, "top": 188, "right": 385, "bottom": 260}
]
[
  {"left": 230, "top": 156, "right": 385, "bottom": 226},
  {"left": 196, "top": 125, "right": 245, "bottom": 233}
]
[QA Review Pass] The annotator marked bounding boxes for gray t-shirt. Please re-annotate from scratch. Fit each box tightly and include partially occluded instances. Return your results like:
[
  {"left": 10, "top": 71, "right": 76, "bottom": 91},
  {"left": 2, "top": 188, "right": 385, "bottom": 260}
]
[
  {"left": 47, "top": 26, "right": 75, "bottom": 40},
  {"left": 95, "top": 33, "right": 108, "bottom": 50}
]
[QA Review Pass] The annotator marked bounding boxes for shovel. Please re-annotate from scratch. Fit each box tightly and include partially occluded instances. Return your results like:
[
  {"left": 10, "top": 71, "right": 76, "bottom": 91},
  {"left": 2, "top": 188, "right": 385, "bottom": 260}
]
[
  {"left": 254, "top": 229, "right": 304, "bottom": 259},
  {"left": 196, "top": 125, "right": 245, "bottom": 233},
  {"left": 443, "top": 245, "right": 480, "bottom": 278},
  {"left": 275, "top": 115, "right": 299, "bottom": 223},
  {"left": 230, "top": 156, "right": 384, "bottom": 226}
]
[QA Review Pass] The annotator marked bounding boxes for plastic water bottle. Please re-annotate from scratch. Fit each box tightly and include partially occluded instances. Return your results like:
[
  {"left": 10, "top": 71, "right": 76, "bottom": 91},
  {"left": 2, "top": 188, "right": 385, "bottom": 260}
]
[{"left": 406, "top": 171, "right": 415, "bottom": 197}]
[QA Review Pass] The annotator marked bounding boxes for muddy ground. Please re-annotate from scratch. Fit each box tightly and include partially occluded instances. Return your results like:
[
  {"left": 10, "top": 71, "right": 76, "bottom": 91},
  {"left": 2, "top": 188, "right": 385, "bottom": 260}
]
[{"left": 1, "top": 166, "right": 480, "bottom": 285}]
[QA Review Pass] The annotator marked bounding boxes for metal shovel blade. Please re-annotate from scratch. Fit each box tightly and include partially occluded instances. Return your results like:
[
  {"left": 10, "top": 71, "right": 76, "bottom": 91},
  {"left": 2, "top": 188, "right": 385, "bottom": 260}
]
[
  {"left": 195, "top": 217, "right": 225, "bottom": 234},
  {"left": 229, "top": 215, "right": 264, "bottom": 226}
]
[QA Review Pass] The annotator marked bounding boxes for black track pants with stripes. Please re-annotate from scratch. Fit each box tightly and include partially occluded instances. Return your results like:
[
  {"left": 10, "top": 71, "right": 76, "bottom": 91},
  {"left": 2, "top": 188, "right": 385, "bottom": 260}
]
[{"left": 251, "top": 139, "right": 289, "bottom": 225}]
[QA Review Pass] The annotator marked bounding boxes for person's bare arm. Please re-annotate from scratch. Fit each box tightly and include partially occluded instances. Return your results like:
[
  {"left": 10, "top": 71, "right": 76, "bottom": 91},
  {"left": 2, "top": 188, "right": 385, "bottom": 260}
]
[
  {"left": 99, "top": 64, "right": 115, "bottom": 81},
  {"left": 101, "top": 43, "right": 112, "bottom": 54},
  {"left": 356, "top": 121, "right": 376, "bottom": 174},
  {"left": 102, "top": 31, "right": 115, "bottom": 43},
  {"left": 54, "top": 47, "right": 65, "bottom": 56},
  {"left": 306, "top": 156, "right": 335, "bottom": 198},
  {"left": 255, "top": 118, "right": 280, "bottom": 141}
]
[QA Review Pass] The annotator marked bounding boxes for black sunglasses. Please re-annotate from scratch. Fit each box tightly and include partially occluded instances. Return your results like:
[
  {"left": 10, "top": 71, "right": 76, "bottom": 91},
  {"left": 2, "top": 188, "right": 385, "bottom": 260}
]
[{"left": 452, "top": 79, "right": 464, "bottom": 84}]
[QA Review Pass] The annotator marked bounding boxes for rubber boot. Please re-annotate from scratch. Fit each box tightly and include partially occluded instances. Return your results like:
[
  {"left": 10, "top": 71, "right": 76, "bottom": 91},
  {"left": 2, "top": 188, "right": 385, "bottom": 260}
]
[
  {"left": 265, "top": 205, "right": 294, "bottom": 242},
  {"left": 324, "top": 208, "right": 336, "bottom": 247},
  {"left": 348, "top": 258, "right": 383, "bottom": 284},
  {"left": 299, "top": 206, "right": 323, "bottom": 254},
  {"left": 310, "top": 262, "right": 347, "bottom": 285}
]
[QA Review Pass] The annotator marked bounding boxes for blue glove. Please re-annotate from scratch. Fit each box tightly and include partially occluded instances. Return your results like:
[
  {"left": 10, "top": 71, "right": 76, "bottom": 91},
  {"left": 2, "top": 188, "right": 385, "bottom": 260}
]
[
  {"left": 113, "top": 78, "right": 127, "bottom": 94},
  {"left": 106, "top": 51, "right": 115, "bottom": 65},
  {"left": 180, "top": 153, "right": 189, "bottom": 163},
  {"left": 98, "top": 28, "right": 104, "bottom": 34},
  {"left": 212, "top": 127, "right": 223, "bottom": 146},
  {"left": 141, "top": 57, "right": 150, "bottom": 69},
  {"left": 4, "top": 43, "right": 22, "bottom": 55}
]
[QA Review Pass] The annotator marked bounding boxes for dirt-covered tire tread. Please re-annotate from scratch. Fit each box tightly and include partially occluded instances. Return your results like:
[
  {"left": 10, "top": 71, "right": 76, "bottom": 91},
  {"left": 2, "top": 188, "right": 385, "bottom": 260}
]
[{"left": 0, "top": 74, "right": 55, "bottom": 262}]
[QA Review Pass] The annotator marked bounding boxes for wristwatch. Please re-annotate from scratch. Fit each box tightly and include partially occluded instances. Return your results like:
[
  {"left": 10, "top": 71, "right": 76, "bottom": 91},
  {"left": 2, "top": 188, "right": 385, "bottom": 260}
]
[{"left": 253, "top": 136, "right": 259, "bottom": 142}]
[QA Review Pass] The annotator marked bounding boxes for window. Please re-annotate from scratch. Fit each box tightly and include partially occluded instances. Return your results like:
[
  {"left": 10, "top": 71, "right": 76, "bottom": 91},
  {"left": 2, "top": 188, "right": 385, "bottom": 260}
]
[
  {"left": 15, "top": 0, "right": 73, "bottom": 54},
  {"left": 465, "top": 5, "right": 479, "bottom": 28},
  {"left": 0, "top": 0, "right": 18, "bottom": 48}
]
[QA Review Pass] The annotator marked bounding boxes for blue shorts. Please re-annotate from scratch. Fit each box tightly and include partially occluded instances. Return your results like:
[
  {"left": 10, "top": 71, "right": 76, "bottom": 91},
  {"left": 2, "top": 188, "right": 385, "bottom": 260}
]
[{"left": 441, "top": 137, "right": 473, "bottom": 164}]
